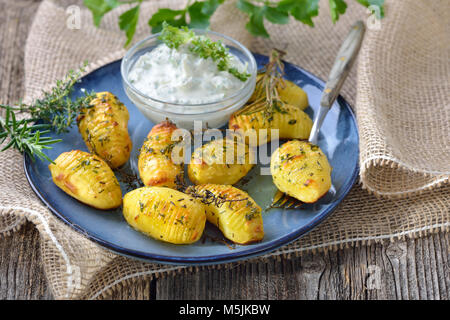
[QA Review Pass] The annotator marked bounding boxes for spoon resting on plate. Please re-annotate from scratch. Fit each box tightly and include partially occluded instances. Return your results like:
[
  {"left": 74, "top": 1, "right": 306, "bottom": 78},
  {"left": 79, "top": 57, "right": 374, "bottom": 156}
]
[
  {"left": 270, "top": 21, "right": 366, "bottom": 209},
  {"left": 308, "top": 20, "right": 366, "bottom": 145}
]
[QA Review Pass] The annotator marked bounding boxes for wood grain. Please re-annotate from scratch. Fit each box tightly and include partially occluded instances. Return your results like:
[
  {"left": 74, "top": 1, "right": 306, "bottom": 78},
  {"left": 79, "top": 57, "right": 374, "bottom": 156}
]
[{"left": 0, "top": 0, "right": 448, "bottom": 300}]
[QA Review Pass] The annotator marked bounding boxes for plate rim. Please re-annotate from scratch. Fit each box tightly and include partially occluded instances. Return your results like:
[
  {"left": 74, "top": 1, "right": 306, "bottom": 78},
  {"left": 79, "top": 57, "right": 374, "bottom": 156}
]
[{"left": 23, "top": 55, "right": 359, "bottom": 265}]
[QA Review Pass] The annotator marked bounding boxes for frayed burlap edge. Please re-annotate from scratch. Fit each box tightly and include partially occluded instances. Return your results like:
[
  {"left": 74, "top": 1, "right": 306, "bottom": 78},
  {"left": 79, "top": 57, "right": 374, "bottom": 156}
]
[
  {"left": 81, "top": 216, "right": 449, "bottom": 300},
  {"left": 360, "top": 158, "right": 449, "bottom": 198}
]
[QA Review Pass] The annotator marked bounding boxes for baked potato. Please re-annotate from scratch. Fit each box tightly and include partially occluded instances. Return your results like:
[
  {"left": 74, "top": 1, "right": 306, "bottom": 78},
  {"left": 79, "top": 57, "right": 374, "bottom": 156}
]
[
  {"left": 48, "top": 150, "right": 122, "bottom": 209},
  {"left": 188, "top": 137, "right": 255, "bottom": 185},
  {"left": 250, "top": 74, "right": 309, "bottom": 110},
  {"left": 77, "top": 92, "right": 132, "bottom": 168},
  {"left": 229, "top": 103, "right": 313, "bottom": 146},
  {"left": 138, "top": 120, "right": 184, "bottom": 189},
  {"left": 187, "top": 184, "right": 264, "bottom": 244},
  {"left": 123, "top": 187, "right": 206, "bottom": 244},
  {"left": 270, "top": 140, "right": 332, "bottom": 203}
]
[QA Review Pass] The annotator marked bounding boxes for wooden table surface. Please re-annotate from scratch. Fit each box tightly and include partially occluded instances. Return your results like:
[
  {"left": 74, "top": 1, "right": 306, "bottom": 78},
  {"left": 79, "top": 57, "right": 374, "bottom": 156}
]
[{"left": 1, "top": 0, "right": 448, "bottom": 300}]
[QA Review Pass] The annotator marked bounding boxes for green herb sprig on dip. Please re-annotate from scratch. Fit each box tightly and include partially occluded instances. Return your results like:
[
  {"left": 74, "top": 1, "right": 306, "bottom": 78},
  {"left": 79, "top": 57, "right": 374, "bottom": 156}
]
[{"left": 159, "top": 22, "right": 251, "bottom": 82}]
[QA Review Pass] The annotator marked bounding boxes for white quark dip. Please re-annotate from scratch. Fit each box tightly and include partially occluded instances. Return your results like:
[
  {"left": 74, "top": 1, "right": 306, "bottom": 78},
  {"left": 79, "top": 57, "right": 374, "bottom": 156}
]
[{"left": 128, "top": 42, "right": 248, "bottom": 105}]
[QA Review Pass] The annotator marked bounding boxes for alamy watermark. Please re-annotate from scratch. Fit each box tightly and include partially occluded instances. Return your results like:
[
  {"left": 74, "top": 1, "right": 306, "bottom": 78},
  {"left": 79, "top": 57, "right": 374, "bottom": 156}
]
[
  {"left": 166, "top": 121, "right": 279, "bottom": 176},
  {"left": 66, "top": 5, "right": 81, "bottom": 30},
  {"left": 366, "top": 5, "right": 382, "bottom": 31}
]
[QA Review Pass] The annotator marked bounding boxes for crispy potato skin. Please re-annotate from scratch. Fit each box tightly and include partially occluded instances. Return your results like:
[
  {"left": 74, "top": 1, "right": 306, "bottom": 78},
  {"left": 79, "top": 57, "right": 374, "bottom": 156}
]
[
  {"left": 270, "top": 140, "right": 332, "bottom": 203},
  {"left": 138, "top": 121, "right": 184, "bottom": 189},
  {"left": 249, "top": 74, "right": 309, "bottom": 110},
  {"left": 188, "top": 138, "right": 255, "bottom": 185},
  {"left": 77, "top": 92, "right": 132, "bottom": 168},
  {"left": 48, "top": 150, "right": 122, "bottom": 210},
  {"left": 187, "top": 184, "right": 264, "bottom": 245},
  {"left": 277, "top": 79, "right": 309, "bottom": 110},
  {"left": 229, "top": 104, "right": 313, "bottom": 146},
  {"left": 123, "top": 187, "right": 206, "bottom": 244}
]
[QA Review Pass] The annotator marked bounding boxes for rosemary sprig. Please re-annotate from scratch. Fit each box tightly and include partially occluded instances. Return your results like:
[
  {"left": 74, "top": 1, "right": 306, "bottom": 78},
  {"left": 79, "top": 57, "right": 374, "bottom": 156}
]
[
  {"left": 0, "top": 62, "right": 95, "bottom": 162},
  {"left": 235, "top": 48, "right": 287, "bottom": 120},
  {"left": 0, "top": 108, "right": 61, "bottom": 163},
  {"left": 16, "top": 62, "right": 95, "bottom": 133},
  {"left": 114, "top": 166, "right": 144, "bottom": 192},
  {"left": 187, "top": 187, "right": 248, "bottom": 208}
]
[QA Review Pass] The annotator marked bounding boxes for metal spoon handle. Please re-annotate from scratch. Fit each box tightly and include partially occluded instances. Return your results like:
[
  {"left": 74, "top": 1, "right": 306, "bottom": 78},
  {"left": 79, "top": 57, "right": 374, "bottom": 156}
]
[{"left": 308, "top": 20, "right": 365, "bottom": 145}]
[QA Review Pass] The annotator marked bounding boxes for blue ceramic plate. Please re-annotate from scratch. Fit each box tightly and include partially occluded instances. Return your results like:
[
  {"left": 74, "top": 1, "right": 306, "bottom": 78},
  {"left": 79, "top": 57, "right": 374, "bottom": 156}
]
[{"left": 24, "top": 54, "right": 359, "bottom": 265}]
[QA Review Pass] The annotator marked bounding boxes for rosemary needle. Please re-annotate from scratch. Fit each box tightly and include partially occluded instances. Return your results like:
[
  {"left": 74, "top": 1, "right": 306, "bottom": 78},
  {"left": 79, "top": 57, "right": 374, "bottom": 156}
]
[
  {"left": 235, "top": 49, "right": 287, "bottom": 119},
  {"left": 0, "top": 61, "right": 95, "bottom": 162},
  {"left": 0, "top": 108, "right": 61, "bottom": 163}
]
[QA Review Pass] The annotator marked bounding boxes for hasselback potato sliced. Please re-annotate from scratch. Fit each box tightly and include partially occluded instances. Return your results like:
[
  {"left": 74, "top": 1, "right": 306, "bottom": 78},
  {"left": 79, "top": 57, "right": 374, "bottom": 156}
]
[
  {"left": 77, "top": 92, "right": 132, "bottom": 168},
  {"left": 270, "top": 140, "right": 332, "bottom": 203},
  {"left": 229, "top": 103, "right": 313, "bottom": 146},
  {"left": 187, "top": 184, "right": 264, "bottom": 244},
  {"left": 276, "top": 79, "right": 309, "bottom": 110},
  {"left": 123, "top": 187, "right": 206, "bottom": 244},
  {"left": 249, "top": 74, "right": 309, "bottom": 110},
  {"left": 138, "top": 120, "right": 184, "bottom": 189},
  {"left": 188, "top": 137, "right": 255, "bottom": 185},
  {"left": 48, "top": 150, "right": 122, "bottom": 209}
]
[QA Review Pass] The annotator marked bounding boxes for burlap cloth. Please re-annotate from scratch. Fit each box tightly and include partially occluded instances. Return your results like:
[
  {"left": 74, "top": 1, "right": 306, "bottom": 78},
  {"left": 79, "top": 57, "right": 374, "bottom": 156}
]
[{"left": 0, "top": 0, "right": 448, "bottom": 299}]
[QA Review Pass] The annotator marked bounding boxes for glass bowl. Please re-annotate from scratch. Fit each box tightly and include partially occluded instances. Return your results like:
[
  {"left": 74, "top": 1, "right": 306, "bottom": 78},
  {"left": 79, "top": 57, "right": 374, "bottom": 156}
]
[{"left": 121, "top": 30, "right": 257, "bottom": 130}]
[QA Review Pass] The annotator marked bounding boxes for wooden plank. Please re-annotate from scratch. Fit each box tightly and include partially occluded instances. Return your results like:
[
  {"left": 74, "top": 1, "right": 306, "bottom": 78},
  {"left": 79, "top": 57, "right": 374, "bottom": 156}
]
[
  {"left": 100, "top": 278, "right": 155, "bottom": 300},
  {"left": 153, "top": 234, "right": 449, "bottom": 300},
  {"left": 0, "top": 0, "right": 54, "bottom": 300},
  {"left": 0, "top": 224, "right": 53, "bottom": 299}
]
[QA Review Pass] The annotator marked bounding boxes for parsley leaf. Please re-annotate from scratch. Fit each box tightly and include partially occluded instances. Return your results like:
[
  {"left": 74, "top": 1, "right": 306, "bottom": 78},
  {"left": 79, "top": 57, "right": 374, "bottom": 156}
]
[
  {"left": 264, "top": 6, "right": 290, "bottom": 25},
  {"left": 329, "top": 0, "right": 347, "bottom": 23},
  {"left": 238, "top": 0, "right": 319, "bottom": 36},
  {"left": 241, "top": 2, "right": 269, "bottom": 38},
  {"left": 201, "top": 0, "right": 225, "bottom": 16},
  {"left": 236, "top": 0, "right": 257, "bottom": 14},
  {"left": 83, "top": 0, "right": 120, "bottom": 27},
  {"left": 84, "top": 0, "right": 385, "bottom": 45},
  {"left": 148, "top": 8, "right": 186, "bottom": 33},
  {"left": 278, "top": 0, "right": 319, "bottom": 27},
  {"left": 189, "top": 0, "right": 225, "bottom": 29},
  {"left": 188, "top": 1, "right": 212, "bottom": 29},
  {"left": 149, "top": 0, "right": 224, "bottom": 34},
  {"left": 119, "top": 4, "right": 140, "bottom": 47},
  {"left": 356, "top": 0, "right": 384, "bottom": 18}
]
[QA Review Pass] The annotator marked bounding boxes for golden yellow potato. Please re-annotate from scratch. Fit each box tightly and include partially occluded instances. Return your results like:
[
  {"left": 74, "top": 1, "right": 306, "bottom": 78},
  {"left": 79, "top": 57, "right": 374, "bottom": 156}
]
[
  {"left": 138, "top": 120, "right": 184, "bottom": 189},
  {"left": 187, "top": 184, "right": 264, "bottom": 244},
  {"left": 188, "top": 137, "right": 255, "bottom": 185},
  {"left": 270, "top": 140, "right": 332, "bottom": 203},
  {"left": 229, "top": 103, "right": 313, "bottom": 146},
  {"left": 77, "top": 92, "right": 132, "bottom": 168},
  {"left": 48, "top": 150, "right": 122, "bottom": 210},
  {"left": 123, "top": 187, "right": 206, "bottom": 244},
  {"left": 249, "top": 74, "right": 309, "bottom": 110},
  {"left": 277, "top": 79, "right": 309, "bottom": 110}
]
